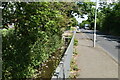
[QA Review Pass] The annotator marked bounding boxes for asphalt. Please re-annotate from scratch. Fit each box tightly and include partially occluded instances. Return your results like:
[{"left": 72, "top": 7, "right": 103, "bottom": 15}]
[
  {"left": 81, "top": 29, "right": 119, "bottom": 63},
  {"left": 75, "top": 32, "right": 118, "bottom": 78}
]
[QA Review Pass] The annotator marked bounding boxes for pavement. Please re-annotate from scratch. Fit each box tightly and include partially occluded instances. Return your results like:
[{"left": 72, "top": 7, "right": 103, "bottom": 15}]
[
  {"left": 75, "top": 32, "right": 118, "bottom": 78},
  {"left": 81, "top": 29, "right": 119, "bottom": 63}
]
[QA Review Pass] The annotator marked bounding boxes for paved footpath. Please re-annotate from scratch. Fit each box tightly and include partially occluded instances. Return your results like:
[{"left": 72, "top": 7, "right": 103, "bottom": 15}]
[{"left": 75, "top": 32, "right": 118, "bottom": 78}]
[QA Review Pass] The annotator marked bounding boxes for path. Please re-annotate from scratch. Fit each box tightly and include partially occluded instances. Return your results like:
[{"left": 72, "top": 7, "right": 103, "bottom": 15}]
[
  {"left": 82, "top": 29, "right": 119, "bottom": 62},
  {"left": 75, "top": 32, "right": 118, "bottom": 78}
]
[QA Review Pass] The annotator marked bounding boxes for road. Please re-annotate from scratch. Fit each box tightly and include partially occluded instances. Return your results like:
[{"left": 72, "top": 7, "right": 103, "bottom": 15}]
[{"left": 80, "top": 29, "right": 120, "bottom": 63}]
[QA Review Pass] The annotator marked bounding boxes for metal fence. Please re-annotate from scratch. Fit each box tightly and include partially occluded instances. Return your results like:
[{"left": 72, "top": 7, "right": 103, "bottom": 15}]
[{"left": 51, "top": 31, "right": 76, "bottom": 79}]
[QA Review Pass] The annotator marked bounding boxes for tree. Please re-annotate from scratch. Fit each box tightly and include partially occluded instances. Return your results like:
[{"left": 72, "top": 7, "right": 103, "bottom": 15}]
[
  {"left": 77, "top": 2, "right": 95, "bottom": 29},
  {"left": 2, "top": 2, "right": 78, "bottom": 79},
  {"left": 97, "top": 1, "right": 120, "bottom": 36}
]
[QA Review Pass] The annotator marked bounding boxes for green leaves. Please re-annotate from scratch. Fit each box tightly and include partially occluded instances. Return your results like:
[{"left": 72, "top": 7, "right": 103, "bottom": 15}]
[
  {"left": 2, "top": 2, "right": 77, "bottom": 79},
  {"left": 97, "top": 2, "right": 120, "bottom": 36}
]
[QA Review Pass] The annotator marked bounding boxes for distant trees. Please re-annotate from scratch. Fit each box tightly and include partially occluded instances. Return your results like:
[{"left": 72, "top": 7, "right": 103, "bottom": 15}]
[
  {"left": 97, "top": 2, "right": 120, "bottom": 36},
  {"left": 77, "top": 2, "right": 95, "bottom": 29},
  {"left": 78, "top": 1, "right": 120, "bottom": 36}
]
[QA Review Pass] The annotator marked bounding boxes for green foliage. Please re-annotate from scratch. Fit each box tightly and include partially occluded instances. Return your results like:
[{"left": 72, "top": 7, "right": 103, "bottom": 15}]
[
  {"left": 73, "top": 64, "right": 79, "bottom": 71},
  {"left": 80, "top": 20, "right": 90, "bottom": 28},
  {"left": 73, "top": 48, "right": 78, "bottom": 55},
  {"left": 2, "top": 2, "right": 78, "bottom": 79},
  {"left": 70, "top": 58, "right": 79, "bottom": 71},
  {"left": 97, "top": 2, "right": 120, "bottom": 36},
  {"left": 77, "top": 2, "right": 95, "bottom": 29},
  {"left": 69, "top": 53, "right": 79, "bottom": 78},
  {"left": 71, "top": 18, "right": 78, "bottom": 27},
  {"left": 78, "top": 1, "right": 120, "bottom": 36},
  {"left": 74, "top": 39, "right": 78, "bottom": 46},
  {"left": 77, "top": 2, "right": 95, "bottom": 15}
]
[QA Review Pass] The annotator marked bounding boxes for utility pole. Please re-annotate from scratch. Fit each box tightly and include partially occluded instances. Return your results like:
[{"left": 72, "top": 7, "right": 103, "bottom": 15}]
[{"left": 93, "top": 0, "right": 98, "bottom": 47}]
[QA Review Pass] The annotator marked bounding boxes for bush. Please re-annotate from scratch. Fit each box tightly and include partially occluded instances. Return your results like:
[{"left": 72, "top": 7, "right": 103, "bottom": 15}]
[
  {"left": 2, "top": 2, "right": 78, "bottom": 79},
  {"left": 2, "top": 28, "right": 62, "bottom": 79}
]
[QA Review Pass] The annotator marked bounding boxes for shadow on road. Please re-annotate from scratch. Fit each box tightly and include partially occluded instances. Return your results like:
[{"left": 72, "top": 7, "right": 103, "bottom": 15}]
[{"left": 82, "top": 30, "right": 120, "bottom": 51}]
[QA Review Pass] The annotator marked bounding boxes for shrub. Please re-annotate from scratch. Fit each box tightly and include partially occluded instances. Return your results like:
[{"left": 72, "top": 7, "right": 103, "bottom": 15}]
[{"left": 2, "top": 2, "right": 78, "bottom": 79}]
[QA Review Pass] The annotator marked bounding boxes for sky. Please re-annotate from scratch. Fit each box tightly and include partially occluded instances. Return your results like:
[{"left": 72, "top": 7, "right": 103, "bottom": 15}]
[
  {"left": 73, "top": 0, "right": 100, "bottom": 24},
  {"left": 91, "top": 0, "right": 97, "bottom": 2},
  {"left": 73, "top": 0, "right": 117, "bottom": 24},
  {"left": 72, "top": 13, "right": 88, "bottom": 24},
  {"left": 72, "top": 0, "right": 98, "bottom": 24}
]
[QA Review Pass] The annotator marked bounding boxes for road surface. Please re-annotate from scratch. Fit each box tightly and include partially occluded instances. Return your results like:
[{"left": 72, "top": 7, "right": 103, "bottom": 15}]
[
  {"left": 80, "top": 29, "right": 120, "bottom": 63},
  {"left": 75, "top": 32, "right": 118, "bottom": 78}
]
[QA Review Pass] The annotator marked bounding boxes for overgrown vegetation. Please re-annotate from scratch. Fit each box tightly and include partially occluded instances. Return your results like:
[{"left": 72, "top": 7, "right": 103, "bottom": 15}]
[
  {"left": 78, "top": 1, "right": 120, "bottom": 36},
  {"left": 69, "top": 38, "right": 79, "bottom": 78},
  {"left": 69, "top": 47, "right": 79, "bottom": 78},
  {"left": 77, "top": 2, "right": 95, "bottom": 29},
  {"left": 74, "top": 39, "right": 78, "bottom": 46},
  {"left": 97, "top": 2, "right": 120, "bottom": 36},
  {"left": 2, "top": 2, "right": 78, "bottom": 79}
]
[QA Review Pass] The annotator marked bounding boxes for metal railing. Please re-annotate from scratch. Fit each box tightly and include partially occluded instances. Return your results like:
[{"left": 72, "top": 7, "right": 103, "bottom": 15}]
[{"left": 51, "top": 31, "right": 76, "bottom": 79}]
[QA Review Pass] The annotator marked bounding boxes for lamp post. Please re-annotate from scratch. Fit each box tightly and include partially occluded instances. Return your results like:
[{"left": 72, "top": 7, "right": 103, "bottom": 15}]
[
  {"left": 93, "top": 0, "right": 98, "bottom": 47},
  {"left": 0, "top": 6, "right": 3, "bottom": 28}
]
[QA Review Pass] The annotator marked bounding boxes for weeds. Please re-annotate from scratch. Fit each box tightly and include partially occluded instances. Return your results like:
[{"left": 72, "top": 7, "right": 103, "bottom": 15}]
[
  {"left": 74, "top": 39, "right": 78, "bottom": 46},
  {"left": 69, "top": 47, "right": 79, "bottom": 78}
]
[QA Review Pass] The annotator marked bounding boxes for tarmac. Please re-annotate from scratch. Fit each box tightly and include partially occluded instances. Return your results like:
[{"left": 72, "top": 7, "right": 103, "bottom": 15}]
[{"left": 75, "top": 32, "right": 118, "bottom": 78}]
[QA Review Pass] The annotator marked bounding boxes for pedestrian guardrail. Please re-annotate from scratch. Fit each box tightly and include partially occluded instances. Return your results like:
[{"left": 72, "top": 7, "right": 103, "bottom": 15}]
[{"left": 51, "top": 31, "right": 76, "bottom": 79}]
